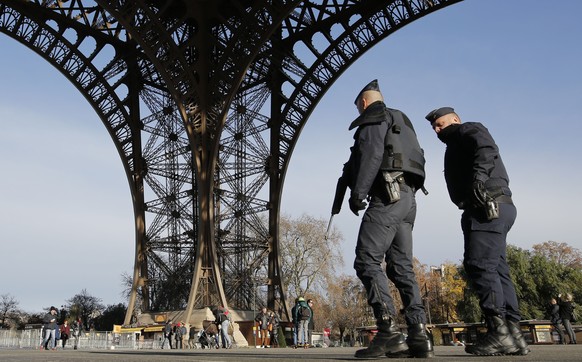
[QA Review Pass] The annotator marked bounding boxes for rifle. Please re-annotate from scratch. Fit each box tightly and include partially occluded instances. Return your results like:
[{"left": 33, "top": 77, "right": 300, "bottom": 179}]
[{"left": 325, "top": 175, "right": 348, "bottom": 240}]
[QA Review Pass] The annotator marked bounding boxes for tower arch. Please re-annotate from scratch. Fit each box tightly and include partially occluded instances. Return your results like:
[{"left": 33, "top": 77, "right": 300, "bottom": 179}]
[{"left": 0, "top": 0, "right": 463, "bottom": 324}]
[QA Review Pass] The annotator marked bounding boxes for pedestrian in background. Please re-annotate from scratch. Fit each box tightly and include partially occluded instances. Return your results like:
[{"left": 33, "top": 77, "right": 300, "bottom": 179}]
[
  {"left": 161, "top": 319, "right": 173, "bottom": 349},
  {"left": 188, "top": 325, "right": 197, "bottom": 349},
  {"left": 291, "top": 298, "right": 300, "bottom": 347},
  {"left": 180, "top": 322, "right": 188, "bottom": 349},
  {"left": 307, "top": 299, "right": 315, "bottom": 347},
  {"left": 40, "top": 306, "right": 58, "bottom": 350},
  {"left": 59, "top": 320, "right": 71, "bottom": 349},
  {"left": 559, "top": 293, "right": 577, "bottom": 344},
  {"left": 72, "top": 318, "right": 82, "bottom": 350},
  {"left": 269, "top": 310, "right": 281, "bottom": 347},
  {"left": 254, "top": 307, "right": 270, "bottom": 348},
  {"left": 214, "top": 306, "right": 232, "bottom": 349},
  {"left": 295, "top": 297, "right": 311, "bottom": 349},
  {"left": 548, "top": 298, "right": 566, "bottom": 344},
  {"left": 174, "top": 322, "right": 184, "bottom": 349}
]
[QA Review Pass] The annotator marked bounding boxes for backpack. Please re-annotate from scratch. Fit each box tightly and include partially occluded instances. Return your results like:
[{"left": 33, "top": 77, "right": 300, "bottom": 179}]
[{"left": 298, "top": 305, "right": 311, "bottom": 320}]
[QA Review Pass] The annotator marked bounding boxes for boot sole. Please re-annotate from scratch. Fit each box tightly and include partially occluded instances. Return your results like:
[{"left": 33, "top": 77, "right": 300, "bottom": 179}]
[
  {"left": 386, "top": 342, "right": 409, "bottom": 355},
  {"left": 383, "top": 344, "right": 411, "bottom": 359},
  {"left": 465, "top": 346, "right": 519, "bottom": 356},
  {"left": 509, "top": 348, "right": 530, "bottom": 356},
  {"left": 411, "top": 351, "right": 435, "bottom": 358},
  {"left": 387, "top": 348, "right": 435, "bottom": 358},
  {"left": 355, "top": 350, "right": 394, "bottom": 359},
  {"left": 355, "top": 342, "right": 408, "bottom": 359}
]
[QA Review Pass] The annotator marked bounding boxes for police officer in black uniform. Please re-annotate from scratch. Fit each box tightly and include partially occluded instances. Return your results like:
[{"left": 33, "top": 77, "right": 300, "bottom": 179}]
[
  {"left": 425, "top": 107, "right": 529, "bottom": 356},
  {"left": 343, "top": 80, "right": 433, "bottom": 359}
]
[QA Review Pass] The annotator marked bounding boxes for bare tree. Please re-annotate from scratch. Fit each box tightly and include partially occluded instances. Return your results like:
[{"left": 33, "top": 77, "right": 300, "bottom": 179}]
[
  {"left": 0, "top": 294, "right": 20, "bottom": 328},
  {"left": 373, "top": 257, "right": 429, "bottom": 326},
  {"left": 325, "top": 275, "right": 370, "bottom": 346},
  {"left": 532, "top": 241, "right": 582, "bottom": 269},
  {"left": 279, "top": 213, "right": 344, "bottom": 298},
  {"left": 120, "top": 271, "right": 143, "bottom": 324},
  {"left": 66, "top": 289, "right": 105, "bottom": 329}
]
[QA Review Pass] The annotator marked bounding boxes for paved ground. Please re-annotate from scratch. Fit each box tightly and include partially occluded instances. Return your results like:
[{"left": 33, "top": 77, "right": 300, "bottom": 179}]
[{"left": 0, "top": 345, "right": 580, "bottom": 361}]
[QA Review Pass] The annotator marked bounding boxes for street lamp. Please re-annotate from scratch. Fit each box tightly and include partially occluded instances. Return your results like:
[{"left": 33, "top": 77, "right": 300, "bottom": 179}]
[
  {"left": 423, "top": 284, "right": 432, "bottom": 325},
  {"left": 253, "top": 276, "right": 257, "bottom": 347},
  {"left": 252, "top": 268, "right": 261, "bottom": 348}
]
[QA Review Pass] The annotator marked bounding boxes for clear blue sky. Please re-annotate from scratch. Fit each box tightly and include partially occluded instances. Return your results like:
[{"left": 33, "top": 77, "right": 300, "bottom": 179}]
[{"left": 1, "top": 0, "right": 581, "bottom": 313}]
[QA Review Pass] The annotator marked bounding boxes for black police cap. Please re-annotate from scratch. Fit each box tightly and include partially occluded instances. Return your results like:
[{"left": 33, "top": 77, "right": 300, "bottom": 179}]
[
  {"left": 425, "top": 107, "right": 455, "bottom": 123},
  {"left": 354, "top": 79, "right": 380, "bottom": 105}
]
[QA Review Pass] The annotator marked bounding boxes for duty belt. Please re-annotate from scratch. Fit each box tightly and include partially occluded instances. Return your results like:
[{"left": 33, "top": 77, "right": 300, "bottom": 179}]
[
  {"left": 390, "top": 172, "right": 412, "bottom": 186},
  {"left": 392, "top": 173, "right": 414, "bottom": 192},
  {"left": 393, "top": 172, "right": 427, "bottom": 195},
  {"left": 494, "top": 195, "right": 513, "bottom": 204}
]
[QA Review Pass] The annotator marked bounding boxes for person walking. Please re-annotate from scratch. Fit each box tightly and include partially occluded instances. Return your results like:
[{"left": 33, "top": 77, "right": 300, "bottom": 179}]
[
  {"left": 559, "top": 293, "right": 577, "bottom": 344},
  {"left": 182, "top": 323, "right": 189, "bottom": 349},
  {"left": 188, "top": 325, "right": 197, "bottom": 349},
  {"left": 214, "top": 306, "right": 232, "bottom": 349},
  {"left": 307, "top": 299, "right": 315, "bottom": 347},
  {"left": 269, "top": 310, "right": 281, "bottom": 347},
  {"left": 40, "top": 306, "right": 58, "bottom": 350},
  {"left": 174, "top": 322, "right": 184, "bottom": 349},
  {"left": 291, "top": 298, "right": 300, "bottom": 347},
  {"left": 161, "top": 319, "right": 173, "bottom": 349},
  {"left": 71, "top": 318, "right": 82, "bottom": 350},
  {"left": 59, "top": 320, "right": 71, "bottom": 349},
  {"left": 295, "top": 297, "right": 311, "bottom": 348},
  {"left": 548, "top": 298, "right": 566, "bottom": 344},
  {"left": 341, "top": 79, "right": 433, "bottom": 359},
  {"left": 425, "top": 107, "right": 529, "bottom": 356},
  {"left": 254, "top": 307, "right": 271, "bottom": 348}
]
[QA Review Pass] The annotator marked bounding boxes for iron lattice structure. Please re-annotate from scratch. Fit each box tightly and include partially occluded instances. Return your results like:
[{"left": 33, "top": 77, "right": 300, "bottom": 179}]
[{"left": 0, "top": 0, "right": 462, "bottom": 323}]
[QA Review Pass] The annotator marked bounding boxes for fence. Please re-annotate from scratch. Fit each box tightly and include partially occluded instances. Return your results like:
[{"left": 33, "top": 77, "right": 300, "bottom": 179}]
[{"left": 0, "top": 328, "right": 139, "bottom": 350}]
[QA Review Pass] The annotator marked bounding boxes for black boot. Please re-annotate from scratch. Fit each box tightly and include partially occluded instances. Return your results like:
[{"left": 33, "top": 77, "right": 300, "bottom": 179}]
[
  {"left": 355, "top": 317, "right": 408, "bottom": 358},
  {"left": 465, "top": 315, "right": 519, "bottom": 356},
  {"left": 386, "top": 323, "right": 434, "bottom": 358},
  {"left": 506, "top": 320, "right": 530, "bottom": 355},
  {"left": 406, "top": 324, "right": 435, "bottom": 358}
]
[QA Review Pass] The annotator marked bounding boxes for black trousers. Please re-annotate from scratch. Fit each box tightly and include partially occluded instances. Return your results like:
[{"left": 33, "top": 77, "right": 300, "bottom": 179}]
[
  {"left": 354, "top": 186, "right": 426, "bottom": 324},
  {"left": 461, "top": 203, "right": 520, "bottom": 321}
]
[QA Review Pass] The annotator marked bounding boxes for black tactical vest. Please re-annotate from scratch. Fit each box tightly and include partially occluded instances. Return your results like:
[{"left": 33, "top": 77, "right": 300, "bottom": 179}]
[{"left": 380, "top": 108, "right": 426, "bottom": 188}]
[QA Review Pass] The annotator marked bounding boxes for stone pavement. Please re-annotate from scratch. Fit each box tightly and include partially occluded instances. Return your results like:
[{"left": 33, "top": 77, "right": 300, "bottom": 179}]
[{"left": 0, "top": 345, "right": 580, "bottom": 361}]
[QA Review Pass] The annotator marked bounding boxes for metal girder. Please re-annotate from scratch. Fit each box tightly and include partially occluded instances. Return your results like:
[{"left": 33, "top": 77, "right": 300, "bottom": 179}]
[{"left": 0, "top": 0, "right": 463, "bottom": 325}]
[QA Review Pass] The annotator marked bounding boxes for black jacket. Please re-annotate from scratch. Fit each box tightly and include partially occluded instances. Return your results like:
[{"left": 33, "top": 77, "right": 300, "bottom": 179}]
[
  {"left": 439, "top": 122, "right": 510, "bottom": 208},
  {"left": 559, "top": 300, "right": 574, "bottom": 321},
  {"left": 548, "top": 303, "right": 562, "bottom": 324},
  {"left": 346, "top": 101, "right": 425, "bottom": 200}
]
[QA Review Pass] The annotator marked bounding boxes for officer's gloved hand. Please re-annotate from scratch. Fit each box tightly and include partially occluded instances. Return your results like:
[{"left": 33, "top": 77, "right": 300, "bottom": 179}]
[
  {"left": 471, "top": 180, "right": 488, "bottom": 208},
  {"left": 349, "top": 196, "right": 367, "bottom": 216}
]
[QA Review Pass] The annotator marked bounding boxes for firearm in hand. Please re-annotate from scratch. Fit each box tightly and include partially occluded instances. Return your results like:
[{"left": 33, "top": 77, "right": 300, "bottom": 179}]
[
  {"left": 331, "top": 176, "right": 348, "bottom": 215},
  {"left": 325, "top": 175, "right": 349, "bottom": 240}
]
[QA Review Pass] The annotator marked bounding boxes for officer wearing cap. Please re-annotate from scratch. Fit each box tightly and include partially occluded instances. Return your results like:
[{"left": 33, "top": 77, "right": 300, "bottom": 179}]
[
  {"left": 425, "top": 107, "right": 529, "bottom": 356},
  {"left": 342, "top": 80, "right": 432, "bottom": 359}
]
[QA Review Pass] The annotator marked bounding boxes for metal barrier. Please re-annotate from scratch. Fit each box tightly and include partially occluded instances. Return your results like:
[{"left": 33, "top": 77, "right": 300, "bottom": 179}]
[
  {"left": 0, "top": 328, "right": 127, "bottom": 350},
  {"left": 1, "top": 328, "right": 219, "bottom": 350}
]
